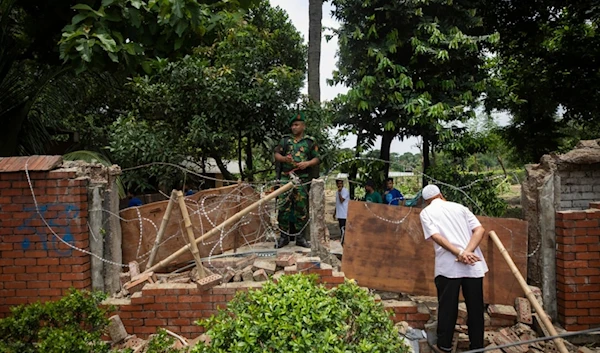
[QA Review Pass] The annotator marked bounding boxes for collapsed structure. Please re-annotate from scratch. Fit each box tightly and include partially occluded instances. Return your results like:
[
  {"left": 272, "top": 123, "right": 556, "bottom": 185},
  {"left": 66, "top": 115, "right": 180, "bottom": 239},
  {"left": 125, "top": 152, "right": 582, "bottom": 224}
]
[{"left": 0, "top": 141, "right": 599, "bottom": 352}]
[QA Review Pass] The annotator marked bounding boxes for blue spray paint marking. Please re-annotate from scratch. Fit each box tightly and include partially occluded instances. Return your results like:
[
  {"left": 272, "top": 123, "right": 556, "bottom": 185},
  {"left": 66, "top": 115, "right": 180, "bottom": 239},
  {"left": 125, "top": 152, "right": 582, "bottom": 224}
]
[{"left": 17, "top": 204, "right": 80, "bottom": 256}]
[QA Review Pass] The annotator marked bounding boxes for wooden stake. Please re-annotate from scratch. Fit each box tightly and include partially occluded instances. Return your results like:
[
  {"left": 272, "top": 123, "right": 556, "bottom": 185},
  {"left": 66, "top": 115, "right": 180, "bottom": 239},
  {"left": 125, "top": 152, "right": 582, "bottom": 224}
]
[
  {"left": 177, "top": 190, "right": 207, "bottom": 279},
  {"left": 488, "top": 231, "right": 568, "bottom": 353},
  {"left": 144, "top": 181, "right": 295, "bottom": 274},
  {"left": 145, "top": 189, "right": 177, "bottom": 271}
]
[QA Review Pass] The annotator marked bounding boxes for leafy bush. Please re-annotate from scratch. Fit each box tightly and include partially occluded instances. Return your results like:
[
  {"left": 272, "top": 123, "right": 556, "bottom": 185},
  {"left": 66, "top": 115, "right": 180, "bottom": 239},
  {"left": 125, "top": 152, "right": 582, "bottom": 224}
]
[
  {"left": 426, "top": 164, "right": 508, "bottom": 217},
  {"left": 0, "top": 289, "right": 111, "bottom": 353},
  {"left": 193, "top": 274, "right": 409, "bottom": 353}
]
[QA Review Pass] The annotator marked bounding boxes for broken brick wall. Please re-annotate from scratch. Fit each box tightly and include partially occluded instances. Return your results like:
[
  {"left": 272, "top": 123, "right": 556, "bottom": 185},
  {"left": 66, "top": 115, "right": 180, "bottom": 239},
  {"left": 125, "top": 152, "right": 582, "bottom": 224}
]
[
  {"left": 555, "top": 202, "right": 600, "bottom": 331},
  {"left": 522, "top": 139, "right": 600, "bottom": 320},
  {"left": 0, "top": 167, "right": 91, "bottom": 318},
  {"left": 106, "top": 266, "right": 426, "bottom": 339}
]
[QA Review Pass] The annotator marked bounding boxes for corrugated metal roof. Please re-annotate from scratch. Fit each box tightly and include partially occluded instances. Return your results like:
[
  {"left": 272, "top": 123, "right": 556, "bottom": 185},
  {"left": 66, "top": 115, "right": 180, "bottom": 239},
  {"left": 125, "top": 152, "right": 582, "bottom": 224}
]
[{"left": 0, "top": 155, "right": 63, "bottom": 172}]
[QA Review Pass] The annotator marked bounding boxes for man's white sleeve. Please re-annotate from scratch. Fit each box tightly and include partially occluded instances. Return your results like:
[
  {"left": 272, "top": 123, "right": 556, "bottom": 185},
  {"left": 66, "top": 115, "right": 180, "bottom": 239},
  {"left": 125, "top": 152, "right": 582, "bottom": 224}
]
[
  {"left": 464, "top": 206, "right": 481, "bottom": 231},
  {"left": 420, "top": 210, "right": 439, "bottom": 240}
]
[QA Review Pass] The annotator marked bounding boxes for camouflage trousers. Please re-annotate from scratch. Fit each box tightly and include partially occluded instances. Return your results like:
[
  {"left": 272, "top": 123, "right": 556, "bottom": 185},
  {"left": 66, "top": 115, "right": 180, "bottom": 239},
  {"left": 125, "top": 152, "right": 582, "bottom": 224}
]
[{"left": 277, "top": 177, "right": 310, "bottom": 239}]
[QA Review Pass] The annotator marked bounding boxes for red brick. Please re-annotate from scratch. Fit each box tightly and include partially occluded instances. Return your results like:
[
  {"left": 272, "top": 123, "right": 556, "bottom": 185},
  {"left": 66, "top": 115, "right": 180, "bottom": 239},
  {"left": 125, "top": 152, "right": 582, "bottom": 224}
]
[
  {"left": 590, "top": 308, "right": 600, "bottom": 316},
  {"left": 576, "top": 268, "right": 600, "bottom": 276},
  {"left": 576, "top": 220, "right": 599, "bottom": 228},
  {"left": 144, "top": 318, "right": 168, "bottom": 326},
  {"left": 576, "top": 252, "right": 600, "bottom": 260},
  {"left": 131, "top": 295, "right": 154, "bottom": 305},
  {"left": 143, "top": 303, "right": 166, "bottom": 311},
  {"left": 189, "top": 303, "right": 213, "bottom": 310},
  {"left": 27, "top": 281, "right": 49, "bottom": 289},
  {"left": 38, "top": 288, "right": 62, "bottom": 296},
  {"left": 3, "top": 266, "right": 26, "bottom": 274},
  {"left": 576, "top": 236, "right": 600, "bottom": 244},
  {"left": 564, "top": 324, "right": 588, "bottom": 331},
  {"left": 154, "top": 295, "right": 179, "bottom": 303},
  {"left": 168, "top": 318, "right": 192, "bottom": 326},
  {"left": 131, "top": 311, "right": 154, "bottom": 318},
  {"left": 60, "top": 257, "right": 88, "bottom": 265},
  {"left": 577, "top": 301, "right": 600, "bottom": 308},
  {"left": 588, "top": 227, "right": 600, "bottom": 236},
  {"left": 588, "top": 276, "right": 600, "bottom": 284},
  {"left": 590, "top": 260, "right": 600, "bottom": 267},
  {"left": 37, "top": 257, "right": 60, "bottom": 266},
  {"left": 564, "top": 260, "right": 589, "bottom": 269},
  {"left": 578, "top": 316, "right": 600, "bottom": 324},
  {"left": 561, "top": 308, "right": 589, "bottom": 316},
  {"left": 156, "top": 311, "right": 178, "bottom": 319},
  {"left": 559, "top": 211, "right": 587, "bottom": 220},
  {"left": 61, "top": 272, "right": 88, "bottom": 281},
  {"left": 5, "top": 282, "right": 27, "bottom": 289},
  {"left": 557, "top": 291, "right": 588, "bottom": 300},
  {"left": 590, "top": 292, "right": 600, "bottom": 300},
  {"left": 166, "top": 303, "right": 191, "bottom": 311}
]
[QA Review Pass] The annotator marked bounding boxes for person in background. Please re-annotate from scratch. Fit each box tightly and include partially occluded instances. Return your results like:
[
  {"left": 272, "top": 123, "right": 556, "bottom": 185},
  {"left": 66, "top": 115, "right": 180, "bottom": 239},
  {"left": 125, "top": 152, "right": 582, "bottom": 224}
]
[
  {"left": 384, "top": 177, "right": 404, "bottom": 206},
  {"left": 419, "top": 184, "right": 487, "bottom": 353},
  {"left": 184, "top": 184, "right": 196, "bottom": 196},
  {"left": 127, "top": 190, "right": 143, "bottom": 207},
  {"left": 333, "top": 178, "right": 349, "bottom": 245},
  {"left": 364, "top": 180, "right": 382, "bottom": 203}
]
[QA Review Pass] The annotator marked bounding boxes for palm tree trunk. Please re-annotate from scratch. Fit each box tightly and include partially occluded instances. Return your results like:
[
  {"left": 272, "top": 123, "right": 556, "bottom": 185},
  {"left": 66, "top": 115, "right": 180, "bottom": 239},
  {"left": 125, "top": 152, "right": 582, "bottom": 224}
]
[{"left": 308, "top": 0, "right": 323, "bottom": 102}]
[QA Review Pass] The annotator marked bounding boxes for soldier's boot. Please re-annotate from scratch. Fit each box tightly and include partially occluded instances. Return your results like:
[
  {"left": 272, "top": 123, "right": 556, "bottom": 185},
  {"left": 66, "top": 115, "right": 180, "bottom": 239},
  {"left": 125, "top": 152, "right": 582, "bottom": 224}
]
[
  {"left": 275, "top": 235, "right": 290, "bottom": 249},
  {"left": 295, "top": 228, "right": 310, "bottom": 248}
]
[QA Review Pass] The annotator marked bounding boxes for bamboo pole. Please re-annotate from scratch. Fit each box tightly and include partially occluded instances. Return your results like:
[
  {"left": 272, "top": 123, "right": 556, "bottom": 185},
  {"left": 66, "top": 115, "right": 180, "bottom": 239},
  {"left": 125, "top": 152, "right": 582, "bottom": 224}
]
[
  {"left": 144, "top": 181, "right": 295, "bottom": 274},
  {"left": 488, "top": 231, "right": 568, "bottom": 353},
  {"left": 145, "top": 189, "right": 177, "bottom": 271},
  {"left": 176, "top": 190, "right": 207, "bottom": 279}
]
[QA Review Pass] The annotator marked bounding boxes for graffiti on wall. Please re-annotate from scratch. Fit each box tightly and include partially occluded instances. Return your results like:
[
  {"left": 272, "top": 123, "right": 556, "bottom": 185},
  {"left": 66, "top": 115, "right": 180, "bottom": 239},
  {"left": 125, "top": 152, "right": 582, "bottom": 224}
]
[{"left": 18, "top": 204, "right": 79, "bottom": 256}]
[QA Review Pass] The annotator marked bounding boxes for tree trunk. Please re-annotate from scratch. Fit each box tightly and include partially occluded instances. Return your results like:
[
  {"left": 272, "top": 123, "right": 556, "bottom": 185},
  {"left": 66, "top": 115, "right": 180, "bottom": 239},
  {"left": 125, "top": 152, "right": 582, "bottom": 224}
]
[
  {"left": 211, "top": 154, "right": 235, "bottom": 181},
  {"left": 422, "top": 134, "right": 430, "bottom": 187},
  {"left": 380, "top": 130, "right": 394, "bottom": 179},
  {"left": 245, "top": 133, "right": 254, "bottom": 182},
  {"left": 238, "top": 129, "right": 244, "bottom": 181},
  {"left": 308, "top": 0, "right": 323, "bottom": 102}
]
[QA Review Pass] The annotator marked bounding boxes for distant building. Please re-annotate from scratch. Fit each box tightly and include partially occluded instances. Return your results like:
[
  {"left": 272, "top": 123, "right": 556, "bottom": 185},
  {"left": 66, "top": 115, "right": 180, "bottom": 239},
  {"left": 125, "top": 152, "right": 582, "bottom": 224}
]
[{"left": 181, "top": 158, "right": 245, "bottom": 188}]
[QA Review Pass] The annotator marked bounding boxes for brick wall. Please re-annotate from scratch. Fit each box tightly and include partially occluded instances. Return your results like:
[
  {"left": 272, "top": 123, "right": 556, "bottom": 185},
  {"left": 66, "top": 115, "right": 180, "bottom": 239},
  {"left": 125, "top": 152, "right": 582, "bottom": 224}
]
[
  {"left": 555, "top": 202, "right": 600, "bottom": 331},
  {"left": 106, "top": 266, "right": 425, "bottom": 339},
  {"left": 0, "top": 170, "right": 91, "bottom": 317},
  {"left": 558, "top": 164, "right": 600, "bottom": 210}
]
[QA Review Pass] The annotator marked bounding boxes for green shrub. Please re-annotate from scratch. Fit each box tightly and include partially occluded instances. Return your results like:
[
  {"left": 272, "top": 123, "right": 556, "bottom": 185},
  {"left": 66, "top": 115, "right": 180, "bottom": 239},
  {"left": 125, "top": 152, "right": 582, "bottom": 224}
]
[
  {"left": 0, "top": 289, "right": 111, "bottom": 353},
  {"left": 192, "top": 274, "right": 409, "bottom": 353}
]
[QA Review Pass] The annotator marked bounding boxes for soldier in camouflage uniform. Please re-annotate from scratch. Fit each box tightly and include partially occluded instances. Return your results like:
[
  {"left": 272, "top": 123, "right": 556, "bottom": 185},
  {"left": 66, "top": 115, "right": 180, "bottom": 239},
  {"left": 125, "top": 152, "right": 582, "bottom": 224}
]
[{"left": 274, "top": 112, "right": 320, "bottom": 248}]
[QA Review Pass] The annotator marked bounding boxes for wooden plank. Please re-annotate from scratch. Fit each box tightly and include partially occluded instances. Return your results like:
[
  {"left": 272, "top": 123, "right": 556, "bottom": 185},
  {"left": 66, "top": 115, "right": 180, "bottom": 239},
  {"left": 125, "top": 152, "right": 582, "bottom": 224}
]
[
  {"left": 120, "top": 184, "right": 264, "bottom": 267},
  {"left": 341, "top": 201, "right": 528, "bottom": 305}
]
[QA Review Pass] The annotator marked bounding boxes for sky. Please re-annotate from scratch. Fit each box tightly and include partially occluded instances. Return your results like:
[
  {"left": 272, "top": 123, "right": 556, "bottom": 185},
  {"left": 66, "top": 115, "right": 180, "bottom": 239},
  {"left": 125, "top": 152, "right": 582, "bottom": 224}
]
[{"left": 267, "top": 0, "right": 422, "bottom": 154}]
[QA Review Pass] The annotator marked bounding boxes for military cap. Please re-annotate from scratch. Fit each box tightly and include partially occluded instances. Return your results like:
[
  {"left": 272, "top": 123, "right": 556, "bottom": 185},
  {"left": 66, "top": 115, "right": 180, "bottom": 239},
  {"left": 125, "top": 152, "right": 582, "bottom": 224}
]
[{"left": 288, "top": 111, "right": 306, "bottom": 126}]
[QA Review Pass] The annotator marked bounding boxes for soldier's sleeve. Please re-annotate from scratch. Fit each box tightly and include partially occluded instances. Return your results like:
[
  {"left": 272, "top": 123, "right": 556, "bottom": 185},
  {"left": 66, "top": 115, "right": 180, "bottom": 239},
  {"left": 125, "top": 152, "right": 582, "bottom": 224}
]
[
  {"left": 274, "top": 138, "right": 285, "bottom": 155},
  {"left": 310, "top": 140, "right": 320, "bottom": 160}
]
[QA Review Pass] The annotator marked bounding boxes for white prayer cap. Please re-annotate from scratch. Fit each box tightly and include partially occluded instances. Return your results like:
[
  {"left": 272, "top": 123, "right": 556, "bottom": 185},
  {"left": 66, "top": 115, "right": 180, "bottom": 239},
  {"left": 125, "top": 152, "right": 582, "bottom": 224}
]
[{"left": 422, "top": 184, "right": 441, "bottom": 200}]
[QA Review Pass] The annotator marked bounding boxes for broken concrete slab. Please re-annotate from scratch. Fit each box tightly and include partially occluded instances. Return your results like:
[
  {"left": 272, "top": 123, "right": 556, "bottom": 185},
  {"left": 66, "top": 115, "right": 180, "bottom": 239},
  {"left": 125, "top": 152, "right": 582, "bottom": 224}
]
[
  {"left": 252, "top": 259, "right": 276, "bottom": 274},
  {"left": 108, "top": 315, "right": 129, "bottom": 344},
  {"left": 488, "top": 304, "right": 518, "bottom": 321}
]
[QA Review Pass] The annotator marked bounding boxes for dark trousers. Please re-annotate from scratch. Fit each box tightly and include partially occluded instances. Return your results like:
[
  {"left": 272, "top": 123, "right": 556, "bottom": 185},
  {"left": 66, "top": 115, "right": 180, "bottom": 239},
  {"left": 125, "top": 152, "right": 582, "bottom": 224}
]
[
  {"left": 435, "top": 275, "right": 484, "bottom": 351},
  {"left": 338, "top": 219, "right": 346, "bottom": 244}
]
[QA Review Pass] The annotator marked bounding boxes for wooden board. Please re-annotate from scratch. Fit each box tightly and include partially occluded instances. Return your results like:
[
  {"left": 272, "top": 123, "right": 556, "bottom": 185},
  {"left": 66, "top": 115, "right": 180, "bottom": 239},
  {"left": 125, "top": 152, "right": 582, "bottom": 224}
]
[
  {"left": 341, "top": 201, "right": 528, "bottom": 305},
  {"left": 120, "top": 184, "right": 265, "bottom": 269}
]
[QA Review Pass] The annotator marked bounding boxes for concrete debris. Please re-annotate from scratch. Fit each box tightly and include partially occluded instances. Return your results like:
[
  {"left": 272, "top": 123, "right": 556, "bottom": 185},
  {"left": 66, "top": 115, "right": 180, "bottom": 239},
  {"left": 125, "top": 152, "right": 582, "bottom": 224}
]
[
  {"left": 107, "top": 315, "right": 129, "bottom": 344},
  {"left": 253, "top": 269, "right": 268, "bottom": 282},
  {"left": 110, "top": 320, "right": 203, "bottom": 352},
  {"left": 488, "top": 304, "right": 519, "bottom": 321}
]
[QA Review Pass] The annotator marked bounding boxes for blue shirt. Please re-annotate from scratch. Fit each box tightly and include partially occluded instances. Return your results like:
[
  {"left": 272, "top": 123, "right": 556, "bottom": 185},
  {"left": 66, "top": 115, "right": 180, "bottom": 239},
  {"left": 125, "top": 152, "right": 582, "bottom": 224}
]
[
  {"left": 128, "top": 197, "right": 143, "bottom": 207},
  {"left": 185, "top": 189, "right": 196, "bottom": 196},
  {"left": 384, "top": 188, "right": 404, "bottom": 206}
]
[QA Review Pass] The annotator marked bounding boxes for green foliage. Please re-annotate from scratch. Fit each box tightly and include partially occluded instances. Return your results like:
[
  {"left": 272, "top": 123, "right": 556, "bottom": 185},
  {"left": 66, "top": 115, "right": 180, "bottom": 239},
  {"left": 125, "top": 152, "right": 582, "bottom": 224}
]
[
  {"left": 146, "top": 329, "right": 184, "bottom": 353},
  {"left": 426, "top": 164, "right": 508, "bottom": 217},
  {"left": 59, "top": 0, "right": 260, "bottom": 74},
  {"left": 194, "top": 274, "right": 409, "bottom": 353},
  {"left": 108, "top": 113, "right": 182, "bottom": 192},
  {"left": 0, "top": 289, "right": 111, "bottom": 353}
]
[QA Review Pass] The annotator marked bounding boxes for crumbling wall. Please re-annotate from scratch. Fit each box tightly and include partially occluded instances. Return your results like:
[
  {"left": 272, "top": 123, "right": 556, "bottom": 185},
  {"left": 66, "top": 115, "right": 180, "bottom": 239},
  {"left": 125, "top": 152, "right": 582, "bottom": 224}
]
[
  {"left": 522, "top": 139, "right": 600, "bottom": 320},
  {"left": 0, "top": 157, "right": 122, "bottom": 317}
]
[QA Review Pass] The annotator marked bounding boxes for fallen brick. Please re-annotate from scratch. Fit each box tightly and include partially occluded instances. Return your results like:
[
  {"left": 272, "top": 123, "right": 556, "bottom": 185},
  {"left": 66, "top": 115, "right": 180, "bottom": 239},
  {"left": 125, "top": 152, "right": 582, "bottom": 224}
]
[
  {"left": 195, "top": 274, "right": 223, "bottom": 291},
  {"left": 275, "top": 253, "right": 296, "bottom": 267},
  {"left": 296, "top": 256, "right": 321, "bottom": 271},
  {"left": 120, "top": 272, "right": 131, "bottom": 287},
  {"left": 528, "top": 285, "right": 544, "bottom": 310},
  {"left": 108, "top": 315, "right": 129, "bottom": 343},
  {"left": 515, "top": 297, "right": 533, "bottom": 324},
  {"left": 498, "top": 328, "right": 529, "bottom": 353},
  {"left": 234, "top": 254, "right": 258, "bottom": 269},
  {"left": 272, "top": 271, "right": 284, "bottom": 282},
  {"left": 253, "top": 269, "right": 268, "bottom": 282},
  {"left": 233, "top": 272, "right": 242, "bottom": 282},
  {"left": 222, "top": 268, "right": 236, "bottom": 284},
  {"left": 284, "top": 265, "right": 297, "bottom": 274},
  {"left": 578, "top": 347, "right": 595, "bottom": 353},
  {"left": 253, "top": 259, "right": 277, "bottom": 275},
  {"left": 458, "top": 302, "right": 468, "bottom": 319},
  {"left": 419, "top": 339, "right": 432, "bottom": 353},
  {"left": 241, "top": 266, "right": 254, "bottom": 282},
  {"left": 485, "top": 343, "right": 503, "bottom": 353},
  {"left": 124, "top": 271, "right": 155, "bottom": 294},
  {"left": 488, "top": 304, "right": 518, "bottom": 321}
]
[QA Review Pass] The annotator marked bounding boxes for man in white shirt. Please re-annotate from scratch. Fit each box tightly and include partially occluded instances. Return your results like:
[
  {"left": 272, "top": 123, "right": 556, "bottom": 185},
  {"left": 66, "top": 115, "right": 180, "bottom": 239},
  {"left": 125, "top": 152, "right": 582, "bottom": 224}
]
[
  {"left": 333, "top": 179, "right": 349, "bottom": 245},
  {"left": 419, "top": 184, "right": 487, "bottom": 353}
]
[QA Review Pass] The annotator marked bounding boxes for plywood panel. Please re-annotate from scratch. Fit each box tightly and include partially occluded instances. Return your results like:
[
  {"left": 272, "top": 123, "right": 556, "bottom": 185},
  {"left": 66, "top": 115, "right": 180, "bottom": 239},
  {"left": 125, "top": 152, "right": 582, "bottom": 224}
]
[
  {"left": 341, "top": 201, "right": 528, "bottom": 305},
  {"left": 120, "top": 184, "right": 264, "bottom": 268}
]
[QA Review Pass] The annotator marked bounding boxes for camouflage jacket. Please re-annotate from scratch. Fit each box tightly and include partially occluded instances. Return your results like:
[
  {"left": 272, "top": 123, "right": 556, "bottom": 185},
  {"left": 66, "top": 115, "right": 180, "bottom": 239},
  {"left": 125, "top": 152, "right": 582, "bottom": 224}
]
[{"left": 275, "top": 134, "right": 320, "bottom": 177}]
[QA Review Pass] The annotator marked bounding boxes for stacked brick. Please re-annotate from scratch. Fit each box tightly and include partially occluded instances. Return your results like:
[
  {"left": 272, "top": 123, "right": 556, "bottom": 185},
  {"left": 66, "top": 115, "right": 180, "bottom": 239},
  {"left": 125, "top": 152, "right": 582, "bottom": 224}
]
[
  {"left": 108, "top": 258, "right": 347, "bottom": 339},
  {"left": 555, "top": 203, "right": 600, "bottom": 331},
  {"left": 0, "top": 169, "right": 90, "bottom": 318}
]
